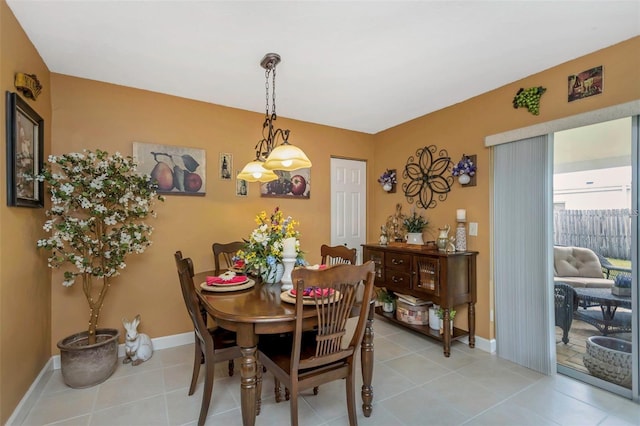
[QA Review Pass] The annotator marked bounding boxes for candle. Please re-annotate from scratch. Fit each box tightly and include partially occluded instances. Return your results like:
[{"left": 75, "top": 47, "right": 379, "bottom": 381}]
[
  {"left": 456, "top": 209, "right": 466, "bottom": 221},
  {"left": 282, "top": 237, "right": 297, "bottom": 257}
]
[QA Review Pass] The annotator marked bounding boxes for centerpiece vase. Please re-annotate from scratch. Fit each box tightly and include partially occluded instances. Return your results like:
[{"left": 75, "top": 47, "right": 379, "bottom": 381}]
[{"left": 261, "top": 263, "right": 285, "bottom": 284}]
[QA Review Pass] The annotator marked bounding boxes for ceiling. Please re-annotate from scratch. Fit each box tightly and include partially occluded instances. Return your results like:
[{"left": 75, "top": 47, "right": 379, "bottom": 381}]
[{"left": 7, "top": 1, "right": 640, "bottom": 134}]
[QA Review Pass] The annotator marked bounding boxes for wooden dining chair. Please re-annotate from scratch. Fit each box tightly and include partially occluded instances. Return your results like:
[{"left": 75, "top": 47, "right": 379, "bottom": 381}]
[
  {"left": 174, "top": 252, "right": 242, "bottom": 426},
  {"left": 212, "top": 241, "right": 245, "bottom": 275},
  {"left": 320, "top": 244, "right": 357, "bottom": 266},
  {"left": 258, "top": 262, "right": 376, "bottom": 426}
]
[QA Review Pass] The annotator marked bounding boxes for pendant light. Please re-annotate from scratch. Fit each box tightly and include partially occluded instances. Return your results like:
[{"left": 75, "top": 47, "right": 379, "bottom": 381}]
[{"left": 238, "top": 53, "right": 311, "bottom": 182}]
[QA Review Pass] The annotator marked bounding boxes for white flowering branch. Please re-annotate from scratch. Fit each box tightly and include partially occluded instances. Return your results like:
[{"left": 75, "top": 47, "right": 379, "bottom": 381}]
[{"left": 37, "top": 149, "right": 163, "bottom": 344}]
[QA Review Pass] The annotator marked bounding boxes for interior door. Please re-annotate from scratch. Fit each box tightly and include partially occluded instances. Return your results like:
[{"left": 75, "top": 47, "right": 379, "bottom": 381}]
[{"left": 330, "top": 157, "right": 366, "bottom": 264}]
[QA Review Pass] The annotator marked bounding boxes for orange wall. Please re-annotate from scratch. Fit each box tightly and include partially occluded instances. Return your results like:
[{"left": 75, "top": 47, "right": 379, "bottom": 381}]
[
  {"left": 48, "top": 74, "right": 375, "bottom": 352},
  {"left": 372, "top": 36, "right": 640, "bottom": 339},
  {"left": 0, "top": 1, "right": 52, "bottom": 422}
]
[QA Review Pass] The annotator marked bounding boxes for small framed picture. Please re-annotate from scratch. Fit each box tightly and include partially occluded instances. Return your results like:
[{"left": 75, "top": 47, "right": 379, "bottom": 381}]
[
  {"left": 5, "top": 91, "right": 44, "bottom": 208},
  {"left": 133, "top": 142, "right": 206, "bottom": 196},
  {"left": 220, "top": 153, "right": 232, "bottom": 180},
  {"left": 236, "top": 172, "right": 248, "bottom": 197},
  {"left": 568, "top": 65, "right": 603, "bottom": 102}
]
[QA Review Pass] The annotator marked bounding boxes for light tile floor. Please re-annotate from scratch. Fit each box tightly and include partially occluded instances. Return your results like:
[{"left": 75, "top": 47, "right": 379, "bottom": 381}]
[{"left": 17, "top": 317, "right": 640, "bottom": 426}]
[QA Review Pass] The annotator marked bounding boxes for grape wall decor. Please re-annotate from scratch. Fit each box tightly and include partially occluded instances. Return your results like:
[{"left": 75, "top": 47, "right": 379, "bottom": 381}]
[
  {"left": 512, "top": 86, "right": 546, "bottom": 115},
  {"left": 402, "top": 145, "right": 453, "bottom": 210}
]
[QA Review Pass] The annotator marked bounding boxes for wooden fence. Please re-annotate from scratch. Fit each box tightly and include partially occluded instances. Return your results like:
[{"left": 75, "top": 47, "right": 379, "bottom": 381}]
[{"left": 553, "top": 209, "right": 631, "bottom": 260}]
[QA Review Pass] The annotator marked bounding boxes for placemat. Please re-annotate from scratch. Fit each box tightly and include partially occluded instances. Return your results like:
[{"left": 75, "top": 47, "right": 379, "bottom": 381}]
[{"left": 200, "top": 279, "right": 255, "bottom": 292}]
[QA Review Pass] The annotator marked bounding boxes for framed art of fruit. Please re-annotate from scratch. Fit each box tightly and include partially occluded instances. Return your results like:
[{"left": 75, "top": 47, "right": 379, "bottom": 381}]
[
  {"left": 260, "top": 168, "right": 310, "bottom": 199},
  {"left": 132, "top": 142, "right": 206, "bottom": 195}
]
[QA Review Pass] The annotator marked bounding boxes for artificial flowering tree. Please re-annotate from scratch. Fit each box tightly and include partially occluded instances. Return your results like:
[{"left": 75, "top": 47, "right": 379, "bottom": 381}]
[{"left": 37, "top": 149, "right": 163, "bottom": 345}]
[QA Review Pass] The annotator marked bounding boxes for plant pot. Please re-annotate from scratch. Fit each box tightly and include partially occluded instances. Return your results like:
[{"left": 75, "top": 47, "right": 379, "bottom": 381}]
[
  {"left": 382, "top": 183, "right": 393, "bottom": 192},
  {"left": 458, "top": 173, "right": 471, "bottom": 185},
  {"left": 261, "top": 263, "right": 285, "bottom": 284},
  {"left": 57, "top": 328, "right": 120, "bottom": 388},
  {"left": 428, "top": 307, "right": 440, "bottom": 330},
  {"left": 382, "top": 301, "right": 395, "bottom": 313},
  {"left": 405, "top": 232, "right": 424, "bottom": 245}
]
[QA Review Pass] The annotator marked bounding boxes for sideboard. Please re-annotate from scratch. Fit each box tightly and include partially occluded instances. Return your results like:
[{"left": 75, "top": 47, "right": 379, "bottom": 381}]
[{"left": 362, "top": 243, "right": 478, "bottom": 357}]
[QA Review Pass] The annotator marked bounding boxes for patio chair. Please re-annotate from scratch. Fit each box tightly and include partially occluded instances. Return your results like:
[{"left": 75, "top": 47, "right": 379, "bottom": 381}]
[
  {"left": 595, "top": 252, "right": 631, "bottom": 279},
  {"left": 554, "top": 282, "right": 578, "bottom": 344}
]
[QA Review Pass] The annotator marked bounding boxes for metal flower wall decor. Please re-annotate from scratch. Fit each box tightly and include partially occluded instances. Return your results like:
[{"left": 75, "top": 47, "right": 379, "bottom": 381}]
[{"left": 402, "top": 145, "right": 453, "bottom": 209}]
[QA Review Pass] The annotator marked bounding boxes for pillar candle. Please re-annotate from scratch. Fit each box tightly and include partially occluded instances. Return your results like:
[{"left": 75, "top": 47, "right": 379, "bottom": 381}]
[
  {"left": 456, "top": 209, "right": 466, "bottom": 221},
  {"left": 282, "top": 237, "right": 297, "bottom": 257}
]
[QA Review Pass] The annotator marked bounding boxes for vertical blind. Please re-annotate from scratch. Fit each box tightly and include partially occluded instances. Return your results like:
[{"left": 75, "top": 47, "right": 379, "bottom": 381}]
[{"left": 493, "top": 134, "right": 555, "bottom": 374}]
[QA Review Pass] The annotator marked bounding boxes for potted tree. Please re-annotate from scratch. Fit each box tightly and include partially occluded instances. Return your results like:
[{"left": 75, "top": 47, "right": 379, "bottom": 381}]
[{"left": 37, "top": 149, "right": 163, "bottom": 388}]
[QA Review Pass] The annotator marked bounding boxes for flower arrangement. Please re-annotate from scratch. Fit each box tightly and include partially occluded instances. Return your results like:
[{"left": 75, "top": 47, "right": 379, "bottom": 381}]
[
  {"left": 452, "top": 155, "right": 476, "bottom": 177},
  {"left": 403, "top": 210, "right": 428, "bottom": 233},
  {"left": 235, "top": 207, "right": 306, "bottom": 273},
  {"left": 377, "top": 169, "right": 397, "bottom": 186},
  {"left": 36, "top": 149, "right": 163, "bottom": 344}
]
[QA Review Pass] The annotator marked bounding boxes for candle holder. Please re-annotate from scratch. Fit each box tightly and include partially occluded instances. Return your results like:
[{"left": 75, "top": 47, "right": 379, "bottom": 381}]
[
  {"left": 280, "top": 257, "right": 296, "bottom": 290},
  {"left": 455, "top": 220, "right": 467, "bottom": 252}
]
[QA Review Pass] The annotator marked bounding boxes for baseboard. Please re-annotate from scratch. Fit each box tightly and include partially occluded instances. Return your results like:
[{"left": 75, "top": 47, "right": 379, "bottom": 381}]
[
  {"left": 9, "top": 332, "right": 195, "bottom": 425},
  {"left": 459, "top": 335, "right": 496, "bottom": 353}
]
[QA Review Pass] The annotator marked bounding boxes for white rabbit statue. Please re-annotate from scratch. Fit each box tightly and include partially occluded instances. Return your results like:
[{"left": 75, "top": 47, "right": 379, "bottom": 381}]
[{"left": 122, "top": 314, "right": 153, "bottom": 366}]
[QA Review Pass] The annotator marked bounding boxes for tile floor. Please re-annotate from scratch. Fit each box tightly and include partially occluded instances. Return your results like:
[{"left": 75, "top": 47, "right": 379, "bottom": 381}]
[{"left": 17, "top": 317, "right": 640, "bottom": 426}]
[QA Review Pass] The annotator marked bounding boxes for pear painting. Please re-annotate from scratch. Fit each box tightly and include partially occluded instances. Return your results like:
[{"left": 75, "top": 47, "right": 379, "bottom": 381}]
[{"left": 133, "top": 142, "right": 206, "bottom": 196}]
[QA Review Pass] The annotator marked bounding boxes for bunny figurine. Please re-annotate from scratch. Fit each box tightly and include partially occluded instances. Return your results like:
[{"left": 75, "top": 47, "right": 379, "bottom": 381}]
[{"left": 122, "top": 314, "right": 153, "bottom": 366}]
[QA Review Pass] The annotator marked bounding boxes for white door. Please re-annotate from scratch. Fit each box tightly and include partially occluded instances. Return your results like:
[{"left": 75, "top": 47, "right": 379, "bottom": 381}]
[{"left": 330, "top": 158, "right": 367, "bottom": 264}]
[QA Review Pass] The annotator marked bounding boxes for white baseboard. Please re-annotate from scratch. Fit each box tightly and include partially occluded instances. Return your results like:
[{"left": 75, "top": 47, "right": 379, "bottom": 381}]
[
  {"left": 10, "top": 332, "right": 195, "bottom": 425},
  {"left": 459, "top": 335, "right": 496, "bottom": 353}
]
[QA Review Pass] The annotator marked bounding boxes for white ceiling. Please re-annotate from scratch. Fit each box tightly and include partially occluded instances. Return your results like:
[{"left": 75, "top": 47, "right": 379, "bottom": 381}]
[{"left": 7, "top": 1, "right": 640, "bottom": 134}]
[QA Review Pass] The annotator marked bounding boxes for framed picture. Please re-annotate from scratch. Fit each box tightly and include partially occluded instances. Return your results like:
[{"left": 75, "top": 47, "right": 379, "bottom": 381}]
[
  {"left": 5, "top": 92, "right": 44, "bottom": 207},
  {"left": 132, "top": 142, "right": 206, "bottom": 195},
  {"left": 220, "top": 153, "right": 232, "bottom": 180},
  {"left": 236, "top": 172, "right": 248, "bottom": 197},
  {"left": 260, "top": 168, "right": 310, "bottom": 199},
  {"left": 568, "top": 65, "right": 603, "bottom": 102}
]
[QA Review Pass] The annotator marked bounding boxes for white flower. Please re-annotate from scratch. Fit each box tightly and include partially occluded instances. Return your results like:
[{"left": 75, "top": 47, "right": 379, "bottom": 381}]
[{"left": 60, "top": 183, "right": 74, "bottom": 195}]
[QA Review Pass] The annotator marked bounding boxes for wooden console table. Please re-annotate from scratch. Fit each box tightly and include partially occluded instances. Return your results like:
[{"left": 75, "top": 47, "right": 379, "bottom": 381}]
[{"left": 362, "top": 243, "right": 478, "bottom": 357}]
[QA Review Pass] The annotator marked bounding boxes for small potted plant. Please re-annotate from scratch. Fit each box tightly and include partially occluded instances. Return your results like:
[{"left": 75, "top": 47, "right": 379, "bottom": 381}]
[
  {"left": 452, "top": 154, "right": 476, "bottom": 185},
  {"left": 403, "top": 210, "right": 428, "bottom": 245},
  {"left": 436, "top": 307, "right": 456, "bottom": 335},
  {"left": 377, "top": 169, "right": 397, "bottom": 192},
  {"left": 376, "top": 287, "right": 396, "bottom": 313}
]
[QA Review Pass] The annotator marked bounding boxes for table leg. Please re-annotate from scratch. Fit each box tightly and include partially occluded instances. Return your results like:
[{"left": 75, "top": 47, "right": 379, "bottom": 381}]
[
  {"left": 239, "top": 345, "right": 258, "bottom": 426},
  {"left": 443, "top": 308, "right": 451, "bottom": 357},
  {"left": 468, "top": 302, "right": 476, "bottom": 348},
  {"left": 361, "top": 301, "right": 374, "bottom": 417}
]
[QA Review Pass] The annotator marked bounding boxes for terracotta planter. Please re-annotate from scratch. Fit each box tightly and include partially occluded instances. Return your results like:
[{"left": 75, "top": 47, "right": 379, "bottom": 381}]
[{"left": 57, "top": 328, "right": 120, "bottom": 388}]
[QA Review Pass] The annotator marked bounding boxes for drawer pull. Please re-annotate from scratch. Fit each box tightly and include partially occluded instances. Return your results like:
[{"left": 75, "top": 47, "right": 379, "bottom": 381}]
[
  {"left": 392, "top": 276, "right": 404, "bottom": 283},
  {"left": 391, "top": 259, "right": 404, "bottom": 265}
]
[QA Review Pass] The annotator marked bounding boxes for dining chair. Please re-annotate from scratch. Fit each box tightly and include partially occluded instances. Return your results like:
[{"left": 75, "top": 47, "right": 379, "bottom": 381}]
[
  {"left": 258, "top": 261, "right": 376, "bottom": 426},
  {"left": 320, "top": 244, "right": 357, "bottom": 266},
  {"left": 174, "top": 252, "right": 242, "bottom": 426},
  {"left": 212, "top": 241, "right": 245, "bottom": 275}
]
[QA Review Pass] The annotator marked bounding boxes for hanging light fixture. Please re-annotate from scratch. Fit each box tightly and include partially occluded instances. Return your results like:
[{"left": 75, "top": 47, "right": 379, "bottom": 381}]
[{"left": 238, "top": 53, "right": 311, "bottom": 182}]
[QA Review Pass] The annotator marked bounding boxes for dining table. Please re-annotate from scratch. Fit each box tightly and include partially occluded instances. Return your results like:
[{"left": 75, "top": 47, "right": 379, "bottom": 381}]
[{"left": 194, "top": 270, "right": 375, "bottom": 426}]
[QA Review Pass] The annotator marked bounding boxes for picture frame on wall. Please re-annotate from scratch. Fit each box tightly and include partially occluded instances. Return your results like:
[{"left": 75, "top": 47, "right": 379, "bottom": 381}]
[
  {"left": 568, "top": 65, "right": 603, "bottom": 102},
  {"left": 132, "top": 141, "right": 206, "bottom": 195},
  {"left": 5, "top": 91, "right": 44, "bottom": 208},
  {"left": 236, "top": 172, "right": 248, "bottom": 197},
  {"left": 220, "top": 153, "right": 232, "bottom": 180},
  {"left": 260, "top": 168, "right": 310, "bottom": 199}
]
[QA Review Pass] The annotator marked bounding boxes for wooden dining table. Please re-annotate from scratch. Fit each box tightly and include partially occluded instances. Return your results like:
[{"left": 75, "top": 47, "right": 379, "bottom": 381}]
[{"left": 194, "top": 270, "right": 375, "bottom": 426}]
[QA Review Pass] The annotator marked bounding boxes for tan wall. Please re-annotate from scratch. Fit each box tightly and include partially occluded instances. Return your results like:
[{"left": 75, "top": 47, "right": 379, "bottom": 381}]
[
  {"left": 372, "top": 36, "right": 640, "bottom": 340},
  {"left": 0, "top": 1, "right": 52, "bottom": 423},
  {"left": 48, "top": 74, "right": 375, "bottom": 352}
]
